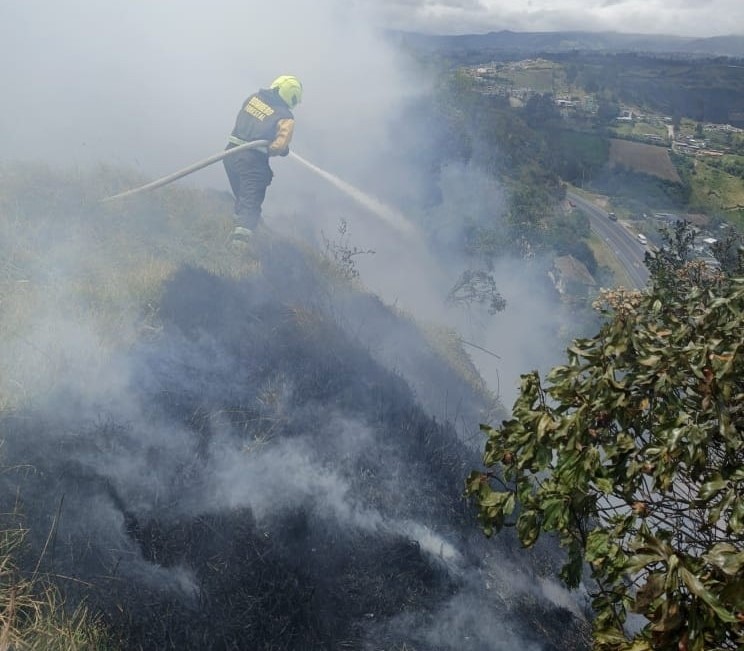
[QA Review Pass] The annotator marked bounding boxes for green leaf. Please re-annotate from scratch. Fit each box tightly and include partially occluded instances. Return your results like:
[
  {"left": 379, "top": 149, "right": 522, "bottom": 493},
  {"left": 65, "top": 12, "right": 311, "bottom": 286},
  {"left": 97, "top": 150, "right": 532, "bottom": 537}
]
[
  {"left": 704, "top": 543, "right": 744, "bottom": 576},
  {"left": 699, "top": 478, "right": 729, "bottom": 501},
  {"left": 479, "top": 489, "right": 506, "bottom": 509},
  {"left": 678, "top": 567, "right": 738, "bottom": 623},
  {"left": 594, "top": 477, "right": 613, "bottom": 494},
  {"left": 627, "top": 553, "right": 664, "bottom": 574},
  {"left": 503, "top": 492, "right": 516, "bottom": 516},
  {"left": 516, "top": 510, "right": 539, "bottom": 547},
  {"left": 586, "top": 529, "right": 609, "bottom": 563}
]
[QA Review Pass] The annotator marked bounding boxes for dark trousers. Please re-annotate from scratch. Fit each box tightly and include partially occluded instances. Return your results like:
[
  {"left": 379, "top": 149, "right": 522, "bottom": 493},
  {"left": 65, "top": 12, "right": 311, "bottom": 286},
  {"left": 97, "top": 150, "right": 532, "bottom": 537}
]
[{"left": 223, "top": 147, "right": 273, "bottom": 230}]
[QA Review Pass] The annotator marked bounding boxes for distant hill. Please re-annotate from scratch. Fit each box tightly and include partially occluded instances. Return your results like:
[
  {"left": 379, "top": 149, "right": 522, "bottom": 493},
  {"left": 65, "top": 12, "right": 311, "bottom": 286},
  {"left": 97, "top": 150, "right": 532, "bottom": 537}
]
[
  {"left": 391, "top": 29, "right": 744, "bottom": 60},
  {"left": 679, "top": 35, "right": 744, "bottom": 58}
]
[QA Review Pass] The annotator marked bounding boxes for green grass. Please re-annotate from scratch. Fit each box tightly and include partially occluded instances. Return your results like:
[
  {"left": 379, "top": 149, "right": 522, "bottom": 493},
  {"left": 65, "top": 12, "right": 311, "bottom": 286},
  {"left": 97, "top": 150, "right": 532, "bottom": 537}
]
[
  {"left": 554, "top": 129, "right": 609, "bottom": 172},
  {"left": 587, "top": 233, "right": 633, "bottom": 288},
  {"left": 689, "top": 159, "right": 744, "bottom": 230},
  {"left": 495, "top": 60, "right": 567, "bottom": 94},
  {"left": 612, "top": 121, "right": 669, "bottom": 141}
]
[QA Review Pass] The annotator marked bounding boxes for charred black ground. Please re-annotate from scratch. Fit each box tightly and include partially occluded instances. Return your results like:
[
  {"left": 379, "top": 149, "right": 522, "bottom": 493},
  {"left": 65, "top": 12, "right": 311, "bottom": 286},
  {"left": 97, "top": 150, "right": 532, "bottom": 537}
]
[{"left": 0, "top": 237, "right": 590, "bottom": 650}]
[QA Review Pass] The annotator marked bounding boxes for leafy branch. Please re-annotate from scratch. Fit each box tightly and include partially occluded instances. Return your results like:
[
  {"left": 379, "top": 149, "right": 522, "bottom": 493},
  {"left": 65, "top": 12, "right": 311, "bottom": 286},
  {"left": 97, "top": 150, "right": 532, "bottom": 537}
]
[{"left": 467, "top": 262, "right": 744, "bottom": 650}]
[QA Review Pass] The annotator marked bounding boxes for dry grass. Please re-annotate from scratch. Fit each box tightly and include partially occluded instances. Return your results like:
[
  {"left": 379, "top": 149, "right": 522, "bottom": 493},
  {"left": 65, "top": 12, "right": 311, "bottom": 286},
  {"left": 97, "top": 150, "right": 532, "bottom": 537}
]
[
  {"left": 0, "top": 162, "right": 260, "bottom": 646},
  {"left": 609, "top": 138, "right": 682, "bottom": 183},
  {"left": 0, "top": 162, "right": 260, "bottom": 409},
  {"left": 0, "top": 526, "right": 113, "bottom": 650},
  {"left": 422, "top": 324, "right": 500, "bottom": 408}
]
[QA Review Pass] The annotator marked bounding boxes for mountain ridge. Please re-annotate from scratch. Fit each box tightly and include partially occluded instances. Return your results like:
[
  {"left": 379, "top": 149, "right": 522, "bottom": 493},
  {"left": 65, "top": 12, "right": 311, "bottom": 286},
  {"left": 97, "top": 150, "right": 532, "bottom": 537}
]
[{"left": 390, "top": 28, "right": 744, "bottom": 59}]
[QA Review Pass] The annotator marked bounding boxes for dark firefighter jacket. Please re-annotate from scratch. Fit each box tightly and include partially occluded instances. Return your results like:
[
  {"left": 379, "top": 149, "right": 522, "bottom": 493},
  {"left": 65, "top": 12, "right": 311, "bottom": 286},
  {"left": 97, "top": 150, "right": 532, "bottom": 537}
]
[{"left": 229, "top": 88, "right": 295, "bottom": 157}]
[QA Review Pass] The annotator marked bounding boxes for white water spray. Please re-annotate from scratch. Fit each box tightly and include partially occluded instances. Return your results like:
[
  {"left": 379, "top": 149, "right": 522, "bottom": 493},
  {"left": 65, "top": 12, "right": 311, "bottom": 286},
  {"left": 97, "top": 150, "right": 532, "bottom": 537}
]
[
  {"left": 101, "top": 144, "right": 417, "bottom": 238},
  {"left": 289, "top": 151, "right": 416, "bottom": 236}
]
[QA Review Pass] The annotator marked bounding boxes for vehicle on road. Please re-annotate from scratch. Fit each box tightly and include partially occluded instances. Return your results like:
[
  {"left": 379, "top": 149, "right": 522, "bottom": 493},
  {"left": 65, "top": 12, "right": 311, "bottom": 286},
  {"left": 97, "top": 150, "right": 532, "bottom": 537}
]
[
  {"left": 637, "top": 233, "right": 648, "bottom": 245},
  {"left": 607, "top": 211, "right": 617, "bottom": 221}
]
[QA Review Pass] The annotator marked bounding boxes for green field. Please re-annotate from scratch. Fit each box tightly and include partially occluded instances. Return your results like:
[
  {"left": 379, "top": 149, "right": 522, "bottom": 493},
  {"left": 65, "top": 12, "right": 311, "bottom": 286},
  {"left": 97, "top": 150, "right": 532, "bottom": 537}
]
[
  {"left": 612, "top": 121, "right": 669, "bottom": 141},
  {"left": 689, "top": 159, "right": 744, "bottom": 229},
  {"left": 498, "top": 61, "right": 567, "bottom": 94}
]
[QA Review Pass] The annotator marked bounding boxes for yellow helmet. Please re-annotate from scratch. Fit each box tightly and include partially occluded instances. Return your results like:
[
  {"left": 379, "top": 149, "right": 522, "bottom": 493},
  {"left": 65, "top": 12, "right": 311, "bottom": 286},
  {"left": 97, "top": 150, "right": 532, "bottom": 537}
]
[{"left": 270, "top": 75, "right": 303, "bottom": 109}]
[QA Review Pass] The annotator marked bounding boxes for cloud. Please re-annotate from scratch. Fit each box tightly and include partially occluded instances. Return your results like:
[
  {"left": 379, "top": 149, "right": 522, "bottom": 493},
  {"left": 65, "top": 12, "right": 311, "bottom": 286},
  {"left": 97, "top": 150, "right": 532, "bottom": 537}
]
[{"left": 365, "top": 0, "right": 744, "bottom": 36}]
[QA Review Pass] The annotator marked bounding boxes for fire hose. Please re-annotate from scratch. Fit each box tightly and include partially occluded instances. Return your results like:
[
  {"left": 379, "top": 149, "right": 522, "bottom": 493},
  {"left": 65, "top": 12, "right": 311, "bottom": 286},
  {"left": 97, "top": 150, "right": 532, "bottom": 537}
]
[
  {"left": 101, "top": 139, "right": 270, "bottom": 203},
  {"left": 100, "top": 139, "right": 414, "bottom": 235}
]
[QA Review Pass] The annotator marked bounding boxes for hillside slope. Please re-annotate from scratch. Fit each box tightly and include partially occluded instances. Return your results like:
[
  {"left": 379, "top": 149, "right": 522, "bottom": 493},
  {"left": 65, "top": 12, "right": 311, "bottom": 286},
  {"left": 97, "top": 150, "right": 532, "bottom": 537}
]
[{"left": 0, "top": 164, "right": 590, "bottom": 650}]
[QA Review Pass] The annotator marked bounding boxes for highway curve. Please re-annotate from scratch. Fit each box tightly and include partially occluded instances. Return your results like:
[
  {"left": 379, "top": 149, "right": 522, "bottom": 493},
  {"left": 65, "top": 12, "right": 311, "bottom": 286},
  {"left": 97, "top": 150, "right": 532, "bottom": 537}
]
[{"left": 567, "top": 191, "right": 650, "bottom": 289}]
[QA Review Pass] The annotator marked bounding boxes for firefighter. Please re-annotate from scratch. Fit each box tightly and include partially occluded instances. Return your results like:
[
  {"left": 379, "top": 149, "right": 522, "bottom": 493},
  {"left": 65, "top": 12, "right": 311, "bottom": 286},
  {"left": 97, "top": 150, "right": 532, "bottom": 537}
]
[{"left": 223, "top": 75, "right": 302, "bottom": 241}]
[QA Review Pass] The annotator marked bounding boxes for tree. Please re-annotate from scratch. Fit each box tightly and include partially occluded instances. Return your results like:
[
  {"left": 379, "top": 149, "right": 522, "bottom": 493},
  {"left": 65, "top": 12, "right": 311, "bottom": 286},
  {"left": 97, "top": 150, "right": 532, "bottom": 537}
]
[
  {"left": 524, "top": 93, "right": 561, "bottom": 129},
  {"left": 466, "top": 259, "right": 744, "bottom": 650},
  {"left": 597, "top": 99, "right": 621, "bottom": 125},
  {"left": 446, "top": 269, "right": 506, "bottom": 315},
  {"left": 711, "top": 232, "right": 744, "bottom": 276},
  {"left": 644, "top": 219, "right": 697, "bottom": 289}
]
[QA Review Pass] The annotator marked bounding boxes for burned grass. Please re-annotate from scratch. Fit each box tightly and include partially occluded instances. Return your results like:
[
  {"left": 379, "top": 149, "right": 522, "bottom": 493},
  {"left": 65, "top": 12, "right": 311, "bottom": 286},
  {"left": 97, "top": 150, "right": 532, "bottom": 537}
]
[
  {"left": 0, "top": 163, "right": 588, "bottom": 650},
  {"left": 0, "top": 259, "right": 589, "bottom": 650}
]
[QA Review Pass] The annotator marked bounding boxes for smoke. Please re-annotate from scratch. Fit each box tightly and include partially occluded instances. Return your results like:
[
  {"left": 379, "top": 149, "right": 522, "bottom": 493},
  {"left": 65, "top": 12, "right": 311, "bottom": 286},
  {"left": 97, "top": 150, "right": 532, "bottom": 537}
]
[
  {"left": 0, "top": 1, "right": 590, "bottom": 648},
  {"left": 0, "top": 0, "right": 412, "bottom": 181},
  {"left": 272, "top": 155, "right": 570, "bottom": 406},
  {"left": 0, "top": 257, "right": 589, "bottom": 648},
  {"left": 1, "top": 0, "right": 572, "bottom": 401}
]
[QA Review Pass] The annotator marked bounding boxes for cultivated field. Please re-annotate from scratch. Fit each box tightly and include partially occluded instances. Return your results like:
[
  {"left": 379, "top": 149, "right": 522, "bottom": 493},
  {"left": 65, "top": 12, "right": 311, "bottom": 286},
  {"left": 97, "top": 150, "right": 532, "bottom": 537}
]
[
  {"left": 609, "top": 138, "right": 682, "bottom": 183},
  {"left": 690, "top": 160, "right": 744, "bottom": 229}
]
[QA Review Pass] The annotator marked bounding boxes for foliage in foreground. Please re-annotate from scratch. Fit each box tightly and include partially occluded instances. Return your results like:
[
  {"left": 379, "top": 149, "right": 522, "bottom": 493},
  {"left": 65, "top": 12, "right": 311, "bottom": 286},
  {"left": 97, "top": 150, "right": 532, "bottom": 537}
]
[{"left": 467, "top": 263, "right": 744, "bottom": 650}]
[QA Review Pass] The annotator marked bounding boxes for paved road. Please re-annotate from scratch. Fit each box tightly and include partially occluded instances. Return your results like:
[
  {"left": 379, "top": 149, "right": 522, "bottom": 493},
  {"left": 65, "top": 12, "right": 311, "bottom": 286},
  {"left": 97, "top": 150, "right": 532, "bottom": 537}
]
[{"left": 567, "top": 191, "right": 650, "bottom": 289}]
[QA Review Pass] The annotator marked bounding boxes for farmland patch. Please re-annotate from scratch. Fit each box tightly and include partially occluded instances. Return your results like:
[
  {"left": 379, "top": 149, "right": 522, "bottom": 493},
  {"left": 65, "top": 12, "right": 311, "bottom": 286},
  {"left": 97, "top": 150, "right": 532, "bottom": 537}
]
[{"left": 609, "top": 139, "right": 682, "bottom": 183}]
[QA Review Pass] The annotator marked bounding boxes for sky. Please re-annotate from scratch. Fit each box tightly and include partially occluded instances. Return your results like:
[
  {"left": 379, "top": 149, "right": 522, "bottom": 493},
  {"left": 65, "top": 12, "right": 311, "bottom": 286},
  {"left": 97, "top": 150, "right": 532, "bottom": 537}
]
[{"left": 369, "top": 0, "right": 744, "bottom": 37}]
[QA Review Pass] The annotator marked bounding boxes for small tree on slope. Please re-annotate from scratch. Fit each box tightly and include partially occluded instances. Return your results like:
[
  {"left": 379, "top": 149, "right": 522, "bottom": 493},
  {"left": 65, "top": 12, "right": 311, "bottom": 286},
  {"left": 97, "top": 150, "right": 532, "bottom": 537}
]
[{"left": 467, "top": 262, "right": 744, "bottom": 651}]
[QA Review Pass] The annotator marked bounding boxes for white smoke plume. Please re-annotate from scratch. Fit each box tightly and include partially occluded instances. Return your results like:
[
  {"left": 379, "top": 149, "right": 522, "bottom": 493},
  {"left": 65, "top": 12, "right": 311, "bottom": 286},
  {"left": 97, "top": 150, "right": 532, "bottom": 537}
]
[{"left": 0, "top": 1, "right": 588, "bottom": 648}]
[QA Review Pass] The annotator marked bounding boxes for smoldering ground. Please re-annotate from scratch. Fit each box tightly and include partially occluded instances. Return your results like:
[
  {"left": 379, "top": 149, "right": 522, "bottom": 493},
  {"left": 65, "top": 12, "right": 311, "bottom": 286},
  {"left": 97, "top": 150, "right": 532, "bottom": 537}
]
[
  {"left": 1, "top": 1, "right": 590, "bottom": 648},
  {"left": 0, "top": 231, "right": 590, "bottom": 649}
]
